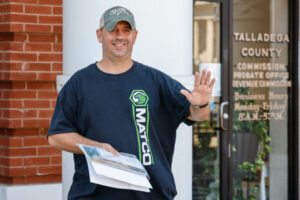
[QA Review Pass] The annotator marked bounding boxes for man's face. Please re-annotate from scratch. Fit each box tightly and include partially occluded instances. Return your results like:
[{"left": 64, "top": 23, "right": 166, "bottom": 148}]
[{"left": 97, "top": 21, "right": 138, "bottom": 59}]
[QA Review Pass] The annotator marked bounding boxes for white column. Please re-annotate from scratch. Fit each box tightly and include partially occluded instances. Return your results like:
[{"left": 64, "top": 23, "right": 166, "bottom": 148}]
[{"left": 0, "top": 184, "right": 62, "bottom": 200}]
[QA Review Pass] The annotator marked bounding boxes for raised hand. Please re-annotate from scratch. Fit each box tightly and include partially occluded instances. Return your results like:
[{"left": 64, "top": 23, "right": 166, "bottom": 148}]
[{"left": 180, "top": 70, "right": 216, "bottom": 106}]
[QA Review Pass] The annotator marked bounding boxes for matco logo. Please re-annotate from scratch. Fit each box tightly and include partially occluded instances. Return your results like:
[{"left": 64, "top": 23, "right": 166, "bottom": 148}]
[{"left": 129, "top": 90, "right": 154, "bottom": 166}]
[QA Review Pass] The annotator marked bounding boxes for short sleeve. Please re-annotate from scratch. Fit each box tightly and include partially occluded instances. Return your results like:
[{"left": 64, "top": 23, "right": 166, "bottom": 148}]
[
  {"left": 48, "top": 77, "right": 80, "bottom": 136},
  {"left": 160, "top": 73, "right": 195, "bottom": 128}
]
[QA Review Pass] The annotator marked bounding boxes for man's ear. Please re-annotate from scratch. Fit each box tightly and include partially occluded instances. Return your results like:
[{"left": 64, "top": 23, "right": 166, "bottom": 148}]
[
  {"left": 96, "top": 29, "right": 102, "bottom": 43},
  {"left": 133, "top": 30, "right": 138, "bottom": 44}
]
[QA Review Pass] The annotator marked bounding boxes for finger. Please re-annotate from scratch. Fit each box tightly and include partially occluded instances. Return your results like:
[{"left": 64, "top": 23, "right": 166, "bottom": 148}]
[
  {"left": 102, "top": 144, "right": 120, "bottom": 156},
  {"left": 194, "top": 72, "right": 200, "bottom": 88},
  {"left": 109, "top": 147, "right": 120, "bottom": 156},
  {"left": 180, "top": 89, "right": 192, "bottom": 102},
  {"left": 205, "top": 71, "right": 212, "bottom": 85},
  {"left": 107, "top": 145, "right": 120, "bottom": 156},
  {"left": 209, "top": 77, "right": 216, "bottom": 88},
  {"left": 200, "top": 69, "right": 207, "bottom": 85}
]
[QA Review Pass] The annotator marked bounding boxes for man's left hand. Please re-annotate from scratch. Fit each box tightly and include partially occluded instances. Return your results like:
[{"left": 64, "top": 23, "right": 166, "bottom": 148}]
[{"left": 180, "top": 70, "right": 216, "bottom": 106}]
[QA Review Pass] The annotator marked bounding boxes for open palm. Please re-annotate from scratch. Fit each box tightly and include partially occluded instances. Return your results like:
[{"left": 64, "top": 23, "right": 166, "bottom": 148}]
[{"left": 180, "top": 70, "right": 216, "bottom": 106}]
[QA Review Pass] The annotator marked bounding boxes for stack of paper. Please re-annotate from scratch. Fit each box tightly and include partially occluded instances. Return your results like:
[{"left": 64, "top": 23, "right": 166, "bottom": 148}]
[{"left": 77, "top": 143, "right": 152, "bottom": 192}]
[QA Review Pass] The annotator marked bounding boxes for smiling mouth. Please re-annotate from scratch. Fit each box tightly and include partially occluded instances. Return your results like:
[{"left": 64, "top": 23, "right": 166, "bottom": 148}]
[{"left": 112, "top": 40, "right": 127, "bottom": 49}]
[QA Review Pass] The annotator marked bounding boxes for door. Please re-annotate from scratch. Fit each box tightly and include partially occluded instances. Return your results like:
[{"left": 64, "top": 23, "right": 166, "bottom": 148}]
[
  {"left": 192, "top": 0, "right": 299, "bottom": 200},
  {"left": 192, "top": 0, "right": 232, "bottom": 199}
]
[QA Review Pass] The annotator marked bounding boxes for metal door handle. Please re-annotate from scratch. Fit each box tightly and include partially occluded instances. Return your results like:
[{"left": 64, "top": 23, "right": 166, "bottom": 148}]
[{"left": 220, "top": 101, "right": 229, "bottom": 131}]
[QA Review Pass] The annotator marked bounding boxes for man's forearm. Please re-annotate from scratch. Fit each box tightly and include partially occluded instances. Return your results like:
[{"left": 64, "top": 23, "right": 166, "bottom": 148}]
[
  {"left": 187, "top": 103, "right": 210, "bottom": 121},
  {"left": 48, "top": 132, "right": 119, "bottom": 155}
]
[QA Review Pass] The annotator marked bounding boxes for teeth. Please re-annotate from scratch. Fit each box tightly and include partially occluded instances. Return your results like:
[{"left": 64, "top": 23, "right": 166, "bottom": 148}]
[{"left": 114, "top": 43, "right": 125, "bottom": 47}]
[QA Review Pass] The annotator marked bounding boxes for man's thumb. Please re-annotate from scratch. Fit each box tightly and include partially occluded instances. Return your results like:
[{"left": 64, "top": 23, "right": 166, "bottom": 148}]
[{"left": 180, "top": 89, "right": 191, "bottom": 101}]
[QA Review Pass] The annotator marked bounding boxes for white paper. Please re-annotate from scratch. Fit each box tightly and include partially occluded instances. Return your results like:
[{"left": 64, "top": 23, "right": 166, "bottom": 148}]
[{"left": 77, "top": 143, "right": 152, "bottom": 192}]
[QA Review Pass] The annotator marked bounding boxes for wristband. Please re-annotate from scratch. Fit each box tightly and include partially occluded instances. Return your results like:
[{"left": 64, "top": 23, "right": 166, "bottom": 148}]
[{"left": 193, "top": 103, "right": 209, "bottom": 109}]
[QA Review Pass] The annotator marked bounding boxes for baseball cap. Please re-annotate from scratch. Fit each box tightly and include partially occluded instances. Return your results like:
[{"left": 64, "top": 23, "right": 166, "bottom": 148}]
[{"left": 99, "top": 6, "right": 136, "bottom": 31}]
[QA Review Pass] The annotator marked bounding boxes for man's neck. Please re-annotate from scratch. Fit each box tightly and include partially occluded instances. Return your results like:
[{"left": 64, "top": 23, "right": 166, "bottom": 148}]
[{"left": 97, "top": 58, "right": 133, "bottom": 74}]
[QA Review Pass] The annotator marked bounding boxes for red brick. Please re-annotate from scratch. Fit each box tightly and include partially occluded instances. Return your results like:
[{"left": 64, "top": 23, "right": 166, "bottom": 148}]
[
  {"left": 38, "top": 91, "right": 57, "bottom": 99},
  {"left": 0, "top": 137, "right": 8, "bottom": 146},
  {"left": 53, "top": 7, "right": 62, "bottom": 15},
  {"left": 9, "top": 137, "right": 23, "bottom": 147},
  {"left": 7, "top": 119, "right": 22, "bottom": 128},
  {"left": 0, "top": 176, "right": 26, "bottom": 184},
  {"left": 11, "top": 129, "right": 39, "bottom": 136},
  {"left": 25, "top": 63, "right": 51, "bottom": 71},
  {"left": 23, "top": 137, "right": 48, "bottom": 146},
  {"left": 39, "top": 16, "right": 62, "bottom": 24},
  {"left": 0, "top": 81, "right": 11, "bottom": 89},
  {"left": 38, "top": 72, "right": 61, "bottom": 81},
  {"left": 39, "top": 0, "right": 62, "bottom": 6},
  {"left": 25, "top": 24, "right": 51, "bottom": 33},
  {"left": 26, "top": 174, "right": 61, "bottom": 184},
  {"left": 9, "top": 0, "right": 38, "bottom": 3},
  {"left": 38, "top": 109, "right": 54, "bottom": 118},
  {"left": 9, "top": 4, "right": 24, "bottom": 12},
  {"left": 24, "top": 157, "right": 50, "bottom": 166},
  {"left": 56, "top": 34, "right": 62, "bottom": 43},
  {"left": 0, "top": 157, "right": 23, "bottom": 167},
  {"left": 0, "top": 62, "right": 10, "bottom": 70},
  {"left": 6, "top": 147, "right": 37, "bottom": 157},
  {"left": 27, "top": 81, "right": 53, "bottom": 89},
  {"left": 38, "top": 146, "right": 61, "bottom": 156},
  {"left": 52, "top": 43, "right": 62, "bottom": 52},
  {"left": 53, "top": 25, "right": 62, "bottom": 33},
  {"left": 29, "top": 35, "right": 55, "bottom": 42},
  {"left": 2, "top": 110, "right": 23, "bottom": 118},
  {"left": 0, "top": 4, "right": 24, "bottom": 13},
  {"left": 10, "top": 43, "right": 24, "bottom": 51},
  {"left": 52, "top": 63, "right": 62, "bottom": 71},
  {"left": 38, "top": 165, "right": 61, "bottom": 175},
  {"left": 51, "top": 155, "right": 61, "bottom": 165},
  {"left": 38, "top": 53, "right": 62, "bottom": 62},
  {"left": 8, "top": 63, "right": 24, "bottom": 71},
  {"left": 25, "top": 5, "right": 51, "bottom": 14},
  {"left": 6, "top": 53, "right": 37, "bottom": 61},
  {"left": 0, "top": 42, "right": 23, "bottom": 51},
  {"left": 23, "top": 109, "right": 37, "bottom": 118},
  {"left": 25, "top": 43, "right": 51, "bottom": 52},
  {"left": 0, "top": 82, "right": 26, "bottom": 90},
  {"left": 0, "top": 100, "right": 22, "bottom": 109},
  {"left": 4, "top": 72, "right": 37, "bottom": 81},
  {"left": 0, "top": 23, "right": 23, "bottom": 32},
  {"left": 7, "top": 14, "right": 37, "bottom": 23},
  {"left": 24, "top": 100, "right": 50, "bottom": 108},
  {"left": 0, "top": 42, "right": 10, "bottom": 51},
  {"left": 23, "top": 119, "right": 50, "bottom": 128},
  {"left": 3, "top": 166, "right": 37, "bottom": 176},
  {"left": 14, "top": 33, "right": 27, "bottom": 42},
  {"left": 2, "top": 90, "right": 36, "bottom": 99},
  {"left": 0, "top": 4, "right": 10, "bottom": 12}
]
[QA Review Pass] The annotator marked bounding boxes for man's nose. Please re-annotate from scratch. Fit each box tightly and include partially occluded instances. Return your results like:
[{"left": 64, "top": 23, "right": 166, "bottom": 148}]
[{"left": 115, "top": 31, "right": 126, "bottom": 38}]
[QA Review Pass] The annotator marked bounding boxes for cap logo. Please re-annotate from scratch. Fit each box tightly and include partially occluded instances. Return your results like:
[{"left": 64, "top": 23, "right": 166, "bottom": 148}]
[{"left": 109, "top": 8, "right": 129, "bottom": 16}]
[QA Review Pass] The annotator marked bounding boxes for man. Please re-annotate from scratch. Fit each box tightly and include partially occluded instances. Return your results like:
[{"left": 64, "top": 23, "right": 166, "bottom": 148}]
[{"left": 48, "top": 5, "right": 215, "bottom": 200}]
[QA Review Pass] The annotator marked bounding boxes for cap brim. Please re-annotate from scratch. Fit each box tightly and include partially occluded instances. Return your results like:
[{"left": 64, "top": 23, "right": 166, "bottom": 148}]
[{"left": 104, "top": 19, "right": 135, "bottom": 31}]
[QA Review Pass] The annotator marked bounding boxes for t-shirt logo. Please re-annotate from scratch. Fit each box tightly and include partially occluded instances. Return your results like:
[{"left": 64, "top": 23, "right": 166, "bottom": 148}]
[{"left": 129, "top": 90, "right": 154, "bottom": 166}]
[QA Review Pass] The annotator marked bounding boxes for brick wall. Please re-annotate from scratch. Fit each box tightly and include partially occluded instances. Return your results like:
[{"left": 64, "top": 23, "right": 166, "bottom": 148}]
[{"left": 0, "top": 0, "right": 62, "bottom": 184}]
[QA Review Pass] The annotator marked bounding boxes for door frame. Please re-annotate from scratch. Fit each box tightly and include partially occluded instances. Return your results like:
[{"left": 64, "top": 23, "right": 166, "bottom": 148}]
[
  {"left": 288, "top": 0, "right": 299, "bottom": 199},
  {"left": 193, "top": 0, "right": 233, "bottom": 199}
]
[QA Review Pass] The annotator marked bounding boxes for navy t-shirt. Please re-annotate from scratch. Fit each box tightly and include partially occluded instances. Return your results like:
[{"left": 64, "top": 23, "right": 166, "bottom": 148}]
[{"left": 48, "top": 61, "right": 194, "bottom": 200}]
